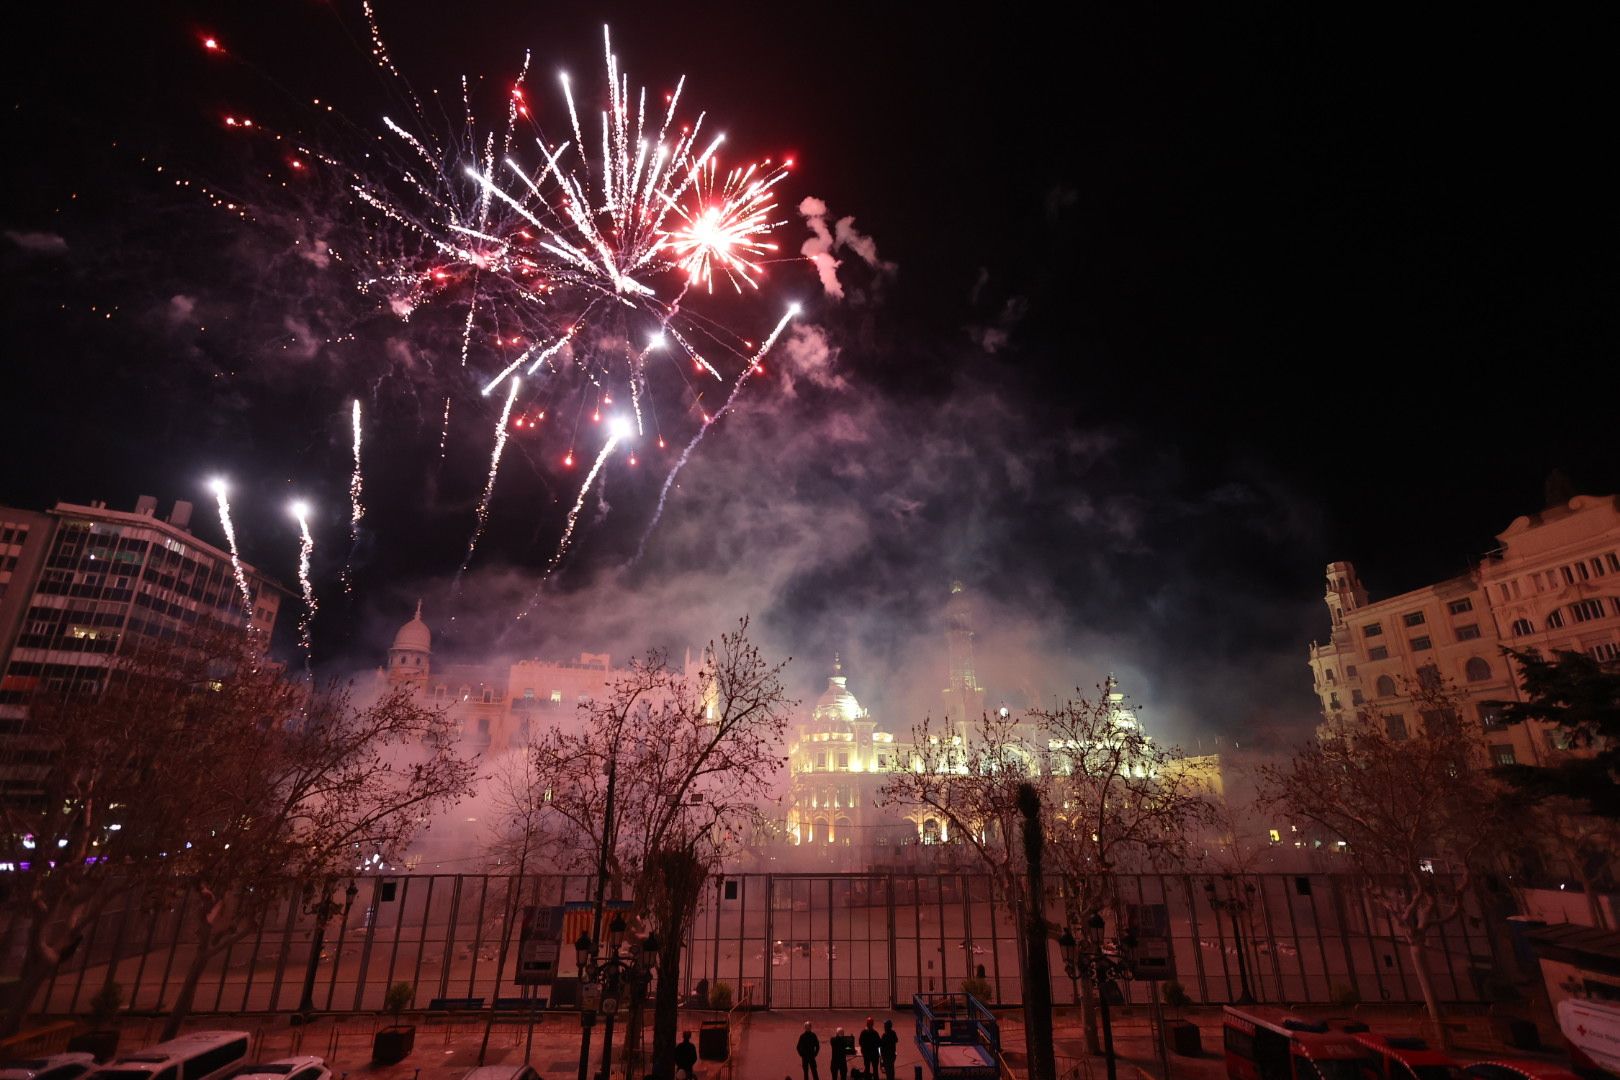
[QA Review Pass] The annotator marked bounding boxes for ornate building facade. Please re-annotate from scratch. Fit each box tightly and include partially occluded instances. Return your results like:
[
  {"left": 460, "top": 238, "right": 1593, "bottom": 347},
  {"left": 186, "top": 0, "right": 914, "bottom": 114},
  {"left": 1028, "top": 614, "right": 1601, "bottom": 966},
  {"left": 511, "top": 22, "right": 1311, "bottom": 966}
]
[{"left": 1307, "top": 493, "right": 1620, "bottom": 766}]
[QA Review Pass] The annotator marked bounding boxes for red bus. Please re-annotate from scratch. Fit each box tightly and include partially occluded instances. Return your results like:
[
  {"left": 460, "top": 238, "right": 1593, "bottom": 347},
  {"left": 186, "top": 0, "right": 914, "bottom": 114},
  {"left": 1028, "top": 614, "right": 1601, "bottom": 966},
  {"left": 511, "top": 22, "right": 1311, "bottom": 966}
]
[{"left": 1224, "top": 1007, "right": 1377, "bottom": 1080}]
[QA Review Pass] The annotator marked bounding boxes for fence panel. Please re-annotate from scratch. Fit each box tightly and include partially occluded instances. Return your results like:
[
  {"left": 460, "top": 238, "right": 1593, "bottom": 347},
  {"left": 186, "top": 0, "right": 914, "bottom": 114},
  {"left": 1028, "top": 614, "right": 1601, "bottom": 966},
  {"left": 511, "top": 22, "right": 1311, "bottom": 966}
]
[{"left": 4, "top": 870, "right": 1499, "bottom": 1017}]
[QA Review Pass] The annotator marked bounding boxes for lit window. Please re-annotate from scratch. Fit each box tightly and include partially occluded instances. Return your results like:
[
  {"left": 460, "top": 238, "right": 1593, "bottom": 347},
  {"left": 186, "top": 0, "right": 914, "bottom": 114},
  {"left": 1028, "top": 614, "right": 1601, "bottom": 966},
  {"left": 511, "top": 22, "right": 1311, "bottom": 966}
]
[
  {"left": 550, "top": 690, "right": 562, "bottom": 703},
  {"left": 1268, "top": 829, "right": 1282, "bottom": 844}
]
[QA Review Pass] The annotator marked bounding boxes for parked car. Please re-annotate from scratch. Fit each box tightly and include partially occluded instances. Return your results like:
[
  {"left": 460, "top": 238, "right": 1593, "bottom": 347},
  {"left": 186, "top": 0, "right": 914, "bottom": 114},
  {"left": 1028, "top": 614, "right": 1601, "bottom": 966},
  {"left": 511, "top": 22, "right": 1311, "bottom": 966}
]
[
  {"left": 84, "top": 1031, "right": 251, "bottom": 1080},
  {"left": 460, "top": 1066, "right": 541, "bottom": 1080},
  {"left": 1462, "top": 1063, "right": 1584, "bottom": 1080},
  {"left": 0, "top": 1054, "right": 97, "bottom": 1080},
  {"left": 225, "top": 1057, "right": 330, "bottom": 1080}
]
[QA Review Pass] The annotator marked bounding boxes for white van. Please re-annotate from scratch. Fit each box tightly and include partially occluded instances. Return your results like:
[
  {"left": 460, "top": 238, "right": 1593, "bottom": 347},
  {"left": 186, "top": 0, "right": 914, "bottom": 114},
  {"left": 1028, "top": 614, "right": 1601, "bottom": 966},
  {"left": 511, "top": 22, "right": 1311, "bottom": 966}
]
[{"left": 86, "top": 1032, "right": 251, "bottom": 1080}]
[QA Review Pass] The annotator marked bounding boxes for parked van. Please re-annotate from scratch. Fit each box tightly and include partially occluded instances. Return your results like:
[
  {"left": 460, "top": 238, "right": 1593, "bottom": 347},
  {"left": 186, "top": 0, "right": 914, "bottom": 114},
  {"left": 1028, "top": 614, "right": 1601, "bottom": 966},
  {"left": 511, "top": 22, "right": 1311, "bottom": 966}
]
[
  {"left": 86, "top": 1032, "right": 251, "bottom": 1080},
  {"left": 1223, "top": 1007, "right": 1375, "bottom": 1080}
]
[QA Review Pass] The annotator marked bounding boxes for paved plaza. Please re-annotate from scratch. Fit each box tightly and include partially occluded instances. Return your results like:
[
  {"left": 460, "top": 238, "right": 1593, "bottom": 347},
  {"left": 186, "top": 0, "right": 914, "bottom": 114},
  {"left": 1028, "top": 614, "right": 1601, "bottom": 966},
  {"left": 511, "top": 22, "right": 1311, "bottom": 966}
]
[{"left": 12, "top": 1000, "right": 1575, "bottom": 1080}]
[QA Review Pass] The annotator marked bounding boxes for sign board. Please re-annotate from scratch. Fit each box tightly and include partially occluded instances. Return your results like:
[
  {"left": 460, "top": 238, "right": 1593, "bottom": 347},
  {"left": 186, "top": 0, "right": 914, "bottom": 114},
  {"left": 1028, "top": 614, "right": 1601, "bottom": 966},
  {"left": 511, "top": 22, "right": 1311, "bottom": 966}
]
[
  {"left": 516, "top": 904, "right": 564, "bottom": 986},
  {"left": 1124, "top": 902, "right": 1176, "bottom": 981}
]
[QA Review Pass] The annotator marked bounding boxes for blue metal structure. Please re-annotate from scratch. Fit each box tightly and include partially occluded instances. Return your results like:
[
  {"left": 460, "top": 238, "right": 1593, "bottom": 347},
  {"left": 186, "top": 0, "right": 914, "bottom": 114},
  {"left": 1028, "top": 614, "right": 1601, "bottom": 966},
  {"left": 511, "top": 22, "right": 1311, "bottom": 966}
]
[{"left": 912, "top": 992, "right": 1000, "bottom": 1080}]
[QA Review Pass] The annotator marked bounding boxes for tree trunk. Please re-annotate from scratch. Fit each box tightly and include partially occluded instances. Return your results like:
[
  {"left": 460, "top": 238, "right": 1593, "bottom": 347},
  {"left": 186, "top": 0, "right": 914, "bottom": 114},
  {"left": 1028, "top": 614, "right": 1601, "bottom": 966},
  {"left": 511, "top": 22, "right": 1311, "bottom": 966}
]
[
  {"left": 647, "top": 850, "right": 706, "bottom": 1080},
  {"left": 1575, "top": 866, "right": 1609, "bottom": 930},
  {"left": 1080, "top": 972, "right": 1101, "bottom": 1054},
  {"left": 651, "top": 922, "right": 687, "bottom": 1080},
  {"left": 1, "top": 944, "right": 57, "bottom": 1036},
  {"left": 162, "top": 943, "right": 211, "bottom": 1040},
  {"left": 1018, "top": 785, "right": 1057, "bottom": 1080},
  {"left": 1405, "top": 937, "right": 1449, "bottom": 1049}
]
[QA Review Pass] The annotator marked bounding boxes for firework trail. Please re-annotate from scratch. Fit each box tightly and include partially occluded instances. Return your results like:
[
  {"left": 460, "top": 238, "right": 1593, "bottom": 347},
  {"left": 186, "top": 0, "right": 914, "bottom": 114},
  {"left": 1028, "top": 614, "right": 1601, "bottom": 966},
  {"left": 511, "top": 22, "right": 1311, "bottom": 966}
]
[
  {"left": 342, "top": 398, "right": 364, "bottom": 594},
  {"left": 551, "top": 421, "right": 627, "bottom": 570},
  {"left": 437, "top": 396, "right": 452, "bottom": 462},
  {"left": 290, "top": 500, "right": 318, "bottom": 668},
  {"left": 457, "top": 375, "right": 521, "bottom": 579},
  {"left": 633, "top": 305, "right": 799, "bottom": 563},
  {"left": 210, "top": 478, "right": 255, "bottom": 623}
]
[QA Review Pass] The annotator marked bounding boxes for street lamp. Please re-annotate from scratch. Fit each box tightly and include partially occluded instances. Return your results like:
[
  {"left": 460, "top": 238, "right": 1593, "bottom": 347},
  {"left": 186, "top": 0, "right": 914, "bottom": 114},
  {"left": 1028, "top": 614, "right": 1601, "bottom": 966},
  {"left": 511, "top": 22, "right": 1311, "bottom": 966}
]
[
  {"left": 294, "top": 880, "right": 359, "bottom": 1021},
  {"left": 1059, "top": 914, "right": 1134, "bottom": 1080},
  {"left": 575, "top": 913, "right": 659, "bottom": 1080},
  {"left": 1204, "top": 875, "right": 1257, "bottom": 1004}
]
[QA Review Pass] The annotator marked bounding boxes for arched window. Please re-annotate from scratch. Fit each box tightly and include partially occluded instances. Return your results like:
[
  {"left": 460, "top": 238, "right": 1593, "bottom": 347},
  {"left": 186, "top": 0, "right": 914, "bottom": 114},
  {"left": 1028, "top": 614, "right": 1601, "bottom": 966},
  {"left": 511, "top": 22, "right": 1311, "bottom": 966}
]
[
  {"left": 810, "top": 818, "right": 826, "bottom": 844},
  {"left": 922, "top": 818, "right": 940, "bottom": 845},
  {"left": 1511, "top": 618, "right": 1533, "bottom": 637},
  {"left": 1464, "top": 657, "right": 1491, "bottom": 683},
  {"left": 1547, "top": 610, "right": 1566, "bottom": 630},
  {"left": 836, "top": 817, "right": 853, "bottom": 845},
  {"left": 1375, "top": 675, "right": 1397, "bottom": 698}
]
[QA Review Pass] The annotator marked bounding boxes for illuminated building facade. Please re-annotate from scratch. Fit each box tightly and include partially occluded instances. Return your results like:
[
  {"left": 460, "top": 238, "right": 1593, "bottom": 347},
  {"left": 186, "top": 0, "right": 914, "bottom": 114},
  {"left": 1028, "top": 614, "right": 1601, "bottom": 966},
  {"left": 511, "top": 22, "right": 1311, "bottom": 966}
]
[
  {"left": 783, "top": 658, "right": 925, "bottom": 861},
  {"left": 0, "top": 496, "right": 285, "bottom": 804},
  {"left": 0, "top": 495, "right": 283, "bottom": 711},
  {"left": 1308, "top": 493, "right": 1620, "bottom": 766},
  {"left": 378, "top": 603, "right": 630, "bottom": 754}
]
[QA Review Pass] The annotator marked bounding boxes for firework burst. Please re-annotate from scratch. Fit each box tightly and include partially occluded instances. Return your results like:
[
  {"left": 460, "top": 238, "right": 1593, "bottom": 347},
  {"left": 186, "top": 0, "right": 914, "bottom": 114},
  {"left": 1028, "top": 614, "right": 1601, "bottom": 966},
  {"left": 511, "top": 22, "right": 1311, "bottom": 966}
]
[{"left": 207, "top": 17, "right": 807, "bottom": 606}]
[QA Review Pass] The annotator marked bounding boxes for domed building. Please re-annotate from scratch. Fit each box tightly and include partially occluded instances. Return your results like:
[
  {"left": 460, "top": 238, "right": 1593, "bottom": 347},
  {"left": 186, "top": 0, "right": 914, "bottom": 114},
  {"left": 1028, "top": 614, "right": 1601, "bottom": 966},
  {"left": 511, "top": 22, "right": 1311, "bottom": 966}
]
[
  {"left": 373, "top": 602, "right": 630, "bottom": 756},
  {"left": 785, "top": 658, "right": 928, "bottom": 867},
  {"left": 385, "top": 600, "right": 432, "bottom": 684}
]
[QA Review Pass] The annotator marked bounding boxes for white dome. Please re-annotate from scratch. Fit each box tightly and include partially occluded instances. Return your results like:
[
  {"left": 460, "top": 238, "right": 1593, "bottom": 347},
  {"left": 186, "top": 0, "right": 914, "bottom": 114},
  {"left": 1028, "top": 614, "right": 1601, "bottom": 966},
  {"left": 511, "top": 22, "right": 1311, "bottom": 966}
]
[
  {"left": 813, "top": 656, "right": 863, "bottom": 724},
  {"left": 392, "top": 600, "right": 432, "bottom": 654}
]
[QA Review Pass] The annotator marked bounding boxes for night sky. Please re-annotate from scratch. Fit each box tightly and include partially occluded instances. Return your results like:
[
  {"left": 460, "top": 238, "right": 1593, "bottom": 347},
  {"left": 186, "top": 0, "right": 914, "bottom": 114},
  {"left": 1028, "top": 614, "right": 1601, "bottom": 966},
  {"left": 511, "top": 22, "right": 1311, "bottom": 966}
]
[{"left": 3, "top": 4, "right": 1616, "bottom": 740}]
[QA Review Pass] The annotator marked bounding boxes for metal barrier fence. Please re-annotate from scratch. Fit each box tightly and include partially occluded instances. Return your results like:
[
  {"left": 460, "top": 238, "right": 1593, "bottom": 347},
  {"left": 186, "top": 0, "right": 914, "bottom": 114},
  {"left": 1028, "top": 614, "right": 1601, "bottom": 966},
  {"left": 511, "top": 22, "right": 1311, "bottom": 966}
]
[{"left": 14, "top": 871, "right": 1504, "bottom": 1017}]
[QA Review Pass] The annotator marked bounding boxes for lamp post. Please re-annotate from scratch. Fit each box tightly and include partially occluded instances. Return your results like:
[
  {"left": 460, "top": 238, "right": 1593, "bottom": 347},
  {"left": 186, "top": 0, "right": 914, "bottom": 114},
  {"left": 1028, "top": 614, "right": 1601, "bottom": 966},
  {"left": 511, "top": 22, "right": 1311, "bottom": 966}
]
[
  {"left": 1204, "top": 875, "right": 1256, "bottom": 1004},
  {"left": 1059, "top": 915, "right": 1135, "bottom": 1080},
  {"left": 575, "top": 913, "right": 659, "bottom": 1080},
  {"left": 294, "top": 879, "right": 359, "bottom": 1022}
]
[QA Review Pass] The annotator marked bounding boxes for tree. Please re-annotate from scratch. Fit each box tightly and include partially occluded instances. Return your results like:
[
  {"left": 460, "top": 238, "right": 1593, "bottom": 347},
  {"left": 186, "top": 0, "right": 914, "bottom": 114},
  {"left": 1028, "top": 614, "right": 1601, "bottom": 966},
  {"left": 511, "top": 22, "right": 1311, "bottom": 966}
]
[
  {"left": 1519, "top": 796, "right": 1620, "bottom": 929},
  {"left": 526, "top": 618, "right": 791, "bottom": 1080},
  {"left": 1262, "top": 684, "right": 1508, "bottom": 1046},
  {"left": 151, "top": 675, "right": 475, "bottom": 1037},
  {"left": 879, "top": 707, "right": 1043, "bottom": 916},
  {"left": 1041, "top": 681, "right": 1213, "bottom": 1051},
  {"left": 0, "top": 623, "right": 476, "bottom": 1038},
  {"left": 1493, "top": 648, "right": 1620, "bottom": 818},
  {"left": 0, "top": 630, "right": 255, "bottom": 1035}
]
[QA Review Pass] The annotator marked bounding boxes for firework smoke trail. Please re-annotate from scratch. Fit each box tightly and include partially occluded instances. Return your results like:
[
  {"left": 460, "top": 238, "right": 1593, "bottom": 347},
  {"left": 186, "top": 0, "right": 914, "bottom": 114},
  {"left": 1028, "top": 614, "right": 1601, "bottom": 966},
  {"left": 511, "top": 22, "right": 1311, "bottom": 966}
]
[
  {"left": 290, "top": 501, "right": 318, "bottom": 670},
  {"left": 457, "top": 375, "right": 521, "bottom": 580},
  {"left": 632, "top": 305, "right": 799, "bottom": 564},
  {"left": 342, "top": 399, "right": 364, "bottom": 594},
  {"left": 209, "top": 478, "right": 255, "bottom": 623}
]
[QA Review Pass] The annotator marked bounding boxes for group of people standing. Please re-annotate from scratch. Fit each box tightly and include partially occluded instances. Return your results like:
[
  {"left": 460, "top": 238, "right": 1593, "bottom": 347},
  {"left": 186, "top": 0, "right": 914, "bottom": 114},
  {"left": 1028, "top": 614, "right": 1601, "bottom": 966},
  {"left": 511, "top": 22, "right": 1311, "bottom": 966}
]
[{"left": 796, "top": 1018, "right": 898, "bottom": 1080}]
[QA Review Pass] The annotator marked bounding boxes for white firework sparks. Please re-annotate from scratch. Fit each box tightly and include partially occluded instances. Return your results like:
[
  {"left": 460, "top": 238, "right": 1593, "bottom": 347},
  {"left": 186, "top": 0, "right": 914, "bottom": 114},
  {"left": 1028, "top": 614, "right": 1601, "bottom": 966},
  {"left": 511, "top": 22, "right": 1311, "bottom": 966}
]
[
  {"left": 210, "top": 478, "right": 255, "bottom": 623},
  {"left": 290, "top": 500, "right": 318, "bottom": 666},
  {"left": 459, "top": 375, "right": 522, "bottom": 578},
  {"left": 343, "top": 398, "right": 364, "bottom": 594}
]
